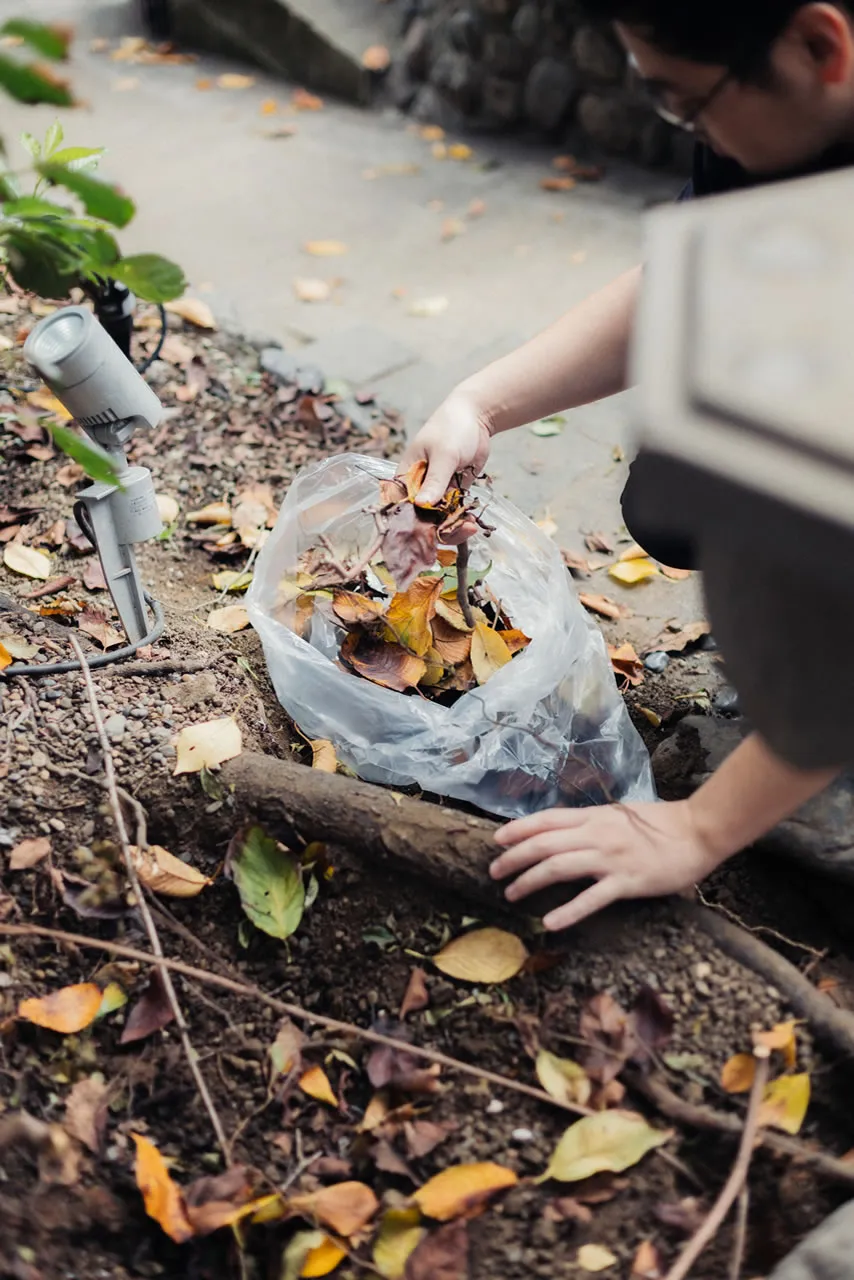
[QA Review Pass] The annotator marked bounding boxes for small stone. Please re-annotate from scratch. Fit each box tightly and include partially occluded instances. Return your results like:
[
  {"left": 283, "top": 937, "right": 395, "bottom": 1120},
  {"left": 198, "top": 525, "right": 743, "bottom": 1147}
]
[
  {"left": 512, "top": 3, "right": 540, "bottom": 46},
  {"left": 693, "top": 961, "right": 712, "bottom": 980},
  {"left": 430, "top": 49, "right": 483, "bottom": 114},
  {"left": 714, "top": 686, "right": 740, "bottom": 714},
  {"left": 0, "top": 973, "right": 12, "bottom": 988},
  {"left": 486, "top": 1099, "right": 505, "bottom": 1115},
  {"left": 30, "top": 750, "right": 48, "bottom": 769},
  {"left": 524, "top": 57, "right": 579, "bottom": 131},
  {"left": 695, "top": 980, "right": 712, "bottom": 997},
  {"left": 447, "top": 9, "right": 484, "bottom": 57},
  {"left": 511, "top": 1128, "right": 535, "bottom": 1143},
  {"left": 103, "top": 713, "right": 127, "bottom": 742},
  {"left": 644, "top": 650, "right": 670, "bottom": 673},
  {"left": 48, "top": 818, "right": 66, "bottom": 833}
]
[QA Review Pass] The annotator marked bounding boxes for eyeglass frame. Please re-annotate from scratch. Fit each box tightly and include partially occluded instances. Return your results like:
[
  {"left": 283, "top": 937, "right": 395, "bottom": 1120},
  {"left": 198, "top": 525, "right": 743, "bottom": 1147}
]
[{"left": 628, "top": 53, "right": 736, "bottom": 133}]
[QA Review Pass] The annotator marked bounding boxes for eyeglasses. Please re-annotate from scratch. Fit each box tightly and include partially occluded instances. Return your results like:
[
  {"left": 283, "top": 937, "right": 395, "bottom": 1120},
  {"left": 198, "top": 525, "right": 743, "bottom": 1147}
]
[{"left": 629, "top": 55, "right": 734, "bottom": 133}]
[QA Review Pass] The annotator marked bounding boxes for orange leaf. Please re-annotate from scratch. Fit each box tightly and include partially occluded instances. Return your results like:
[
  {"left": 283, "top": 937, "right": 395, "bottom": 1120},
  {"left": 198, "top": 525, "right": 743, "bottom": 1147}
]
[
  {"left": 340, "top": 632, "right": 426, "bottom": 692},
  {"left": 385, "top": 576, "right": 443, "bottom": 657},
  {"left": 578, "top": 593, "right": 630, "bottom": 621},
  {"left": 608, "top": 642, "right": 644, "bottom": 688},
  {"left": 413, "top": 1162, "right": 518, "bottom": 1221},
  {"left": 131, "top": 1133, "right": 194, "bottom": 1243},
  {"left": 720, "top": 1053, "right": 756, "bottom": 1094},
  {"left": 289, "top": 1182, "right": 379, "bottom": 1237},
  {"left": 302, "top": 1236, "right": 348, "bottom": 1276},
  {"left": 299, "top": 1065, "right": 338, "bottom": 1107},
  {"left": 754, "top": 1020, "right": 798, "bottom": 1068},
  {"left": 631, "top": 1240, "right": 664, "bottom": 1278},
  {"left": 500, "top": 628, "right": 531, "bottom": 656},
  {"left": 18, "top": 983, "right": 103, "bottom": 1034},
  {"left": 331, "top": 590, "right": 386, "bottom": 627},
  {"left": 362, "top": 44, "right": 391, "bottom": 71}
]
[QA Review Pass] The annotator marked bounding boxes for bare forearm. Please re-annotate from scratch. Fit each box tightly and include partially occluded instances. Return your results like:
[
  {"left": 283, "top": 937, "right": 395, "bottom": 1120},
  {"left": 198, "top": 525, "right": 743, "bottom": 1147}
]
[
  {"left": 460, "top": 265, "right": 642, "bottom": 434},
  {"left": 688, "top": 731, "right": 840, "bottom": 866}
]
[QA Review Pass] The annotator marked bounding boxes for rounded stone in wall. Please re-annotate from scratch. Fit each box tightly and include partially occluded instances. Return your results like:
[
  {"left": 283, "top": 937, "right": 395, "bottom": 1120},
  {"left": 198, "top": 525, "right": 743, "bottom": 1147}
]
[
  {"left": 512, "top": 2, "right": 540, "bottom": 46},
  {"left": 475, "top": 0, "right": 514, "bottom": 14},
  {"left": 524, "top": 57, "right": 580, "bottom": 131},
  {"left": 571, "top": 25, "right": 626, "bottom": 83},
  {"left": 482, "top": 75, "right": 524, "bottom": 127},
  {"left": 447, "top": 8, "right": 485, "bottom": 57},
  {"left": 484, "top": 32, "right": 528, "bottom": 79},
  {"left": 411, "top": 82, "right": 467, "bottom": 131},
  {"left": 577, "top": 92, "right": 642, "bottom": 154},
  {"left": 429, "top": 49, "right": 484, "bottom": 115}
]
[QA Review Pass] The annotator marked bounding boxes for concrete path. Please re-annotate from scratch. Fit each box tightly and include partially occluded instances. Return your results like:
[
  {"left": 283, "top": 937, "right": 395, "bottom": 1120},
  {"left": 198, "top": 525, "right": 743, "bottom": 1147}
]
[{"left": 9, "top": 0, "right": 703, "bottom": 650}]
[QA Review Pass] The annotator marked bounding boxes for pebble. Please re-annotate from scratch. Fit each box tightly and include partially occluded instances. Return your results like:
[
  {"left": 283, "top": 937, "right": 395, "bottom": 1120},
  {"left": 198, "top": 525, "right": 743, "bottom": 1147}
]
[
  {"left": 693, "top": 962, "right": 712, "bottom": 980},
  {"left": 103, "top": 714, "right": 127, "bottom": 741},
  {"left": 48, "top": 818, "right": 65, "bottom": 832},
  {"left": 511, "top": 1128, "right": 535, "bottom": 1143},
  {"left": 487, "top": 1099, "right": 505, "bottom": 1115},
  {"left": 644, "top": 650, "right": 669, "bottom": 673}
]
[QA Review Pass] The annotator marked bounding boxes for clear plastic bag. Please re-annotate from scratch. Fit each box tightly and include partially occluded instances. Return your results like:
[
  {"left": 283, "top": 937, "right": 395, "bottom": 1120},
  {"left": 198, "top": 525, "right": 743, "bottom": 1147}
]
[{"left": 247, "top": 453, "right": 655, "bottom": 819}]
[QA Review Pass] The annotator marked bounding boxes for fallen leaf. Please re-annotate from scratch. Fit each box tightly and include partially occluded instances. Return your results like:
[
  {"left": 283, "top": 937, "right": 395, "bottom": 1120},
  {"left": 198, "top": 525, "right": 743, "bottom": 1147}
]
[
  {"left": 405, "top": 1219, "right": 468, "bottom": 1280},
  {"left": 186, "top": 500, "right": 231, "bottom": 526},
  {"left": 294, "top": 277, "right": 333, "bottom": 303},
  {"left": 400, "top": 968, "right": 430, "bottom": 1019},
  {"left": 584, "top": 532, "right": 615, "bottom": 554},
  {"left": 441, "top": 217, "right": 466, "bottom": 242},
  {"left": 578, "top": 1244, "right": 617, "bottom": 1272},
  {"left": 448, "top": 143, "right": 473, "bottom": 160},
  {"left": 540, "top": 1111, "right": 672, "bottom": 1183},
  {"left": 82, "top": 559, "right": 107, "bottom": 591},
  {"left": 26, "top": 387, "right": 72, "bottom": 418},
  {"left": 367, "top": 1044, "right": 441, "bottom": 1095},
  {"left": 292, "top": 88, "right": 324, "bottom": 111},
  {"left": 385, "top": 576, "right": 443, "bottom": 657},
  {"left": 434, "top": 928, "right": 528, "bottom": 985},
  {"left": 431, "top": 616, "right": 472, "bottom": 666},
  {"left": 661, "top": 565, "right": 692, "bottom": 581},
  {"left": 578, "top": 593, "right": 629, "bottom": 621},
  {"left": 404, "top": 1120, "right": 452, "bottom": 1160},
  {"left": 529, "top": 415, "right": 565, "bottom": 437},
  {"left": 176, "top": 356, "right": 209, "bottom": 402},
  {"left": 130, "top": 844, "right": 212, "bottom": 898},
  {"left": 310, "top": 739, "right": 337, "bottom": 773},
  {"left": 755, "top": 1020, "right": 798, "bottom": 1069},
  {"left": 630, "top": 987, "right": 674, "bottom": 1059},
  {"left": 78, "top": 608, "right": 123, "bottom": 650},
  {"left": 218, "top": 72, "right": 255, "bottom": 89},
  {"left": 301, "top": 1237, "right": 348, "bottom": 1277},
  {"left": 650, "top": 621, "right": 711, "bottom": 654},
  {"left": 183, "top": 1166, "right": 260, "bottom": 1235},
  {"left": 341, "top": 632, "right": 427, "bottom": 693},
  {"left": 608, "top": 643, "right": 644, "bottom": 688},
  {"left": 289, "top": 1182, "right": 379, "bottom": 1236},
  {"left": 271, "top": 1019, "right": 306, "bottom": 1077},
  {"left": 433, "top": 596, "right": 472, "bottom": 632},
  {"left": 3, "top": 542, "right": 51, "bottom": 580},
  {"left": 408, "top": 296, "right": 449, "bottom": 318},
  {"left": 470, "top": 622, "right": 512, "bottom": 685},
  {"left": 304, "top": 240, "right": 348, "bottom": 257},
  {"left": 332, "top": 590, "right": 386, "bottom": 627},
  {"left": 654, "top": 1197, "right": 705, "bottom": 1234},
  {"left": 373, "top": 1206, "right": 424, "bottom": 1278},
  {"left": 382, "top": 502, "right": 439, "bottom": 592},
  {"left": 174, "top": 716, "right": 243, "bottom": 775},
  {"left": 121, "top": 971, "right": 175, "bottom": 1044},
  {"left": 159, "top": 336, "right": 194, "bottom": 366},
  {"left": 229, "top": 825, "right": 304, "bottom": 940},
  {"left": 19, "top": 983, "right": 104, "bottom": 1034},
  {"left": 541, "top": 176, "right": 576, "bottom": 192},
  {"left": 207, "top": 604, "right": 250, "bottom": 633},
  {"left": 536, "top": 1050, "right": 592, "bottom": 1108},
  {"left": 164, "top": 298, "right": 217, "bottom": 330},
  {"left": 631, "top": 1239, "right": 665, "bottom": 1278},
  {"left": 300, "top": 1064, "right": 338, "bottom": 1107},
  {"left": 579, "top": 992, "right": 639, "bottom": 1085},
  {"left": 131, "top": 1132, "right": 194, "bottom": 1244},
  {"left": 639, "top": 707, "right": 662, "bottom": 728},
  {"left": 9, "top": 836, "right": 51, "bottom": 870},
  {"left": 360, "top": 43, "right": 391, "bottom": 72},
  {"left": 720, "top": 1053, "right": 756, "bottom": 1094},
  {"left": 608, "top": 558, "right": 658, "bottom": 586},
  {"left": 281, "top": 1229, "right": 327, "bottom": 1280},
  {"left": 97, "top": 983, "right": 127, "bottom": 1018},
  {"left": 64, "top": 1074, "right": 109, "bottom": 1153},
  {"left": 0, "top": 642, "right": 11, "bottom": 671},
  {"left": 260, "top": 97, "right": 278, "bottom": 114},
  {"left": 414, "top": 1162, "right": 517, "bottom": 1221},
  {"left": 757, "top": 1073, "right": 810, "bottom": 1134}
]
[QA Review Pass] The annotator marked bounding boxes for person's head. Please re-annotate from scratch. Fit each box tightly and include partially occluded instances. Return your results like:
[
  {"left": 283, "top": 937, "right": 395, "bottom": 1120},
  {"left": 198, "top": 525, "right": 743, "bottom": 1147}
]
[{"left": 582, "top": 1, "right": 854, "bottom": 172}]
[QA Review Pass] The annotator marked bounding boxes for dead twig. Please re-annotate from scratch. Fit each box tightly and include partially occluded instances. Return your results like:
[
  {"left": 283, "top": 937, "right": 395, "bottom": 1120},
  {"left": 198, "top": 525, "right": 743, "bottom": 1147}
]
[
  {"left": 664, "top": 1047, "right": 769, "bottom": 1280},
  {"left": 455, "top": 540, "right": 475, "bottom": 629},
  {"left": 68, "top": 637, "right": 229, "bottom": 1159},
  {"left": 695, "top": 887, "right": 826, "bottom": 960},
  {"left": 0, "top": 921, "right": 593, "bottom": 1120},
  {"left": 729, "top": 1186, "right": 749, "bottom": 1280}
]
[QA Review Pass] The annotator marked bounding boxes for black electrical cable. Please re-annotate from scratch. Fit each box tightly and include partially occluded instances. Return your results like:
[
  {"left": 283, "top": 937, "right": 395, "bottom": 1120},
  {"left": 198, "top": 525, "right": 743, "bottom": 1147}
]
[
  {"left": 0, "top": 593, "right": 165, "bottom": 680},
  {"left": 136, "top": 303, "right": 167, "bottom": 374}
]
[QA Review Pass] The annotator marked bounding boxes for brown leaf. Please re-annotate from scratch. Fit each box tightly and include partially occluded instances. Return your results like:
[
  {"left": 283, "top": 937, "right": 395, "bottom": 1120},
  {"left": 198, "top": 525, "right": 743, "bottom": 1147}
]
[
  {"left": 332, "top": 590, "right": 388, "bottom": 628},
  {"left": 270, "top": 1018, "right": 306, "bottom": 1077},
  {"left": 385, "top": 576, "right": 443, "bottom": 656},
  {"left": 562, "top": 549, "right": 592, "bottom": 577},
  {"left": 630, "top": 987, "right": 674, "bottom": 1060},
  {"left": 431, "top": 616, "right": 472, "bottom": 666},
  {"left": 175, "top": 356, "right": 209, "bottom": 402},
  {"left": 372, "top": 1138, "right": 415, "bottom": 1180},
  {"left": 207, "top": 604, "right": 250, "bottom": 633},
  {"left": 403, "top": 1120, "right": 452, "bottom": 1160},
  {"left": 405, "top": 1219, "right": 469, "bottom": 1280},
  {"left": 544, "top": 1197, "right": 593, "bottom": 1224},
  {"left": 650, "top": 621, "right": 711, "bottom": 654},
  {"left": 129, "top": 844, "right": 212, "bottom": 898},
  {"left": 414, "top": 1163, "right": 517, "bottom": 1221},
  {"left": 164, "top": 298, "right": 217, "bottom": 330},
  {"left": 121, "top": 971, "right": 175, "bottom": 1044},
  {"left": 654, "top": 1197, "right": 705, "bottom": 1234},
  {"left": 19, "top": 983, "right": 103, "bottom": 1034},
  {"left": 78, "top": 608, "right": 123, "bottom": 650},
  {"left": 82, "top": 558, "right": 107, "bottom": 591},
  {"left": 160, "top": 334, "right": 194, "bottom": 365},
  {"left": 500, "top": 628, "right": 531, "bottom": 656},
  {"left": 340, "top": 632, "right": 427, "bottom": 693},
  {"left": 540, "top": 176, "right": 576, "bottom": 192},
  {"left": 584, "top": 532, "right": 615, "bottom": 554},
  {"left": 661, "top": 565, "right": 692, "bottom": 581},
  {"left": 367, "top": 1043, "right": 442, "bottom": 1095},
  {"left": 578, "top": 593, "right": 630, "bottom": 621},
  {"left": 608, "top": 643, "right": 644, "bottom": 689},
  {"left": 56, "top": 461, "right": 85, "bottom": 487},
  {"left": 382, "top": 503, "right": 438, "bottom": 592},
  {"left": 9, "top": 836, "right": 51, "bottom": 870},
  {"left": 579, "top": 992, "right": 638, "bottom": 1085},
  {"left": 311, "top": 739, "right": 338, "bottom": 773},
  {"left": 631, "top": 1240, "right": 664, "bottom": 1278},
  {"left": 288, "top": 1181, "right": 379, "bottom": 1236},
  {"left": 22, "top": 573, "right": 76, "bottom": 600},
  {"left": 183, "top": 1165, "right": 256, "bottom": 1235},
  {"left": 292, "top": 87, "right": 324, "bottom": 111},
  {"left": 64, "top": 1075, "right": 109, "bottom": 1153},
  {"left": 400, "top": 968, "right": 430, "bottom": 1020}
]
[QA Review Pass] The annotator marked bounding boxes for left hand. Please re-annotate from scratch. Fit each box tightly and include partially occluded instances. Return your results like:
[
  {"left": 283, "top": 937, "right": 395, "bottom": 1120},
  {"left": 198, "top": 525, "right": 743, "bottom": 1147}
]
[{"left": 490, "top": 800, "right": 726, "bottom": 932}]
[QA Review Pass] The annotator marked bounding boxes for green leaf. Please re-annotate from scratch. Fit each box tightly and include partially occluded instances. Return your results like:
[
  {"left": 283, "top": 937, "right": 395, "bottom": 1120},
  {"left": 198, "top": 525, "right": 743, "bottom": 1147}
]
[
  {"left": 110, "top": 253, "right": 187, "bottom": 303},
  {"left": 20, "top": 131, "right": 40, "bottom": 160},
  {"left": 1, "top": 195, "right": 64, "bottom": 218},
  {"left": 1, "top": 20, "right": 70, "bottom": 60},
  {"left": 4, "top": 228, "right": 81, "bottom": 296},
  {"left": 229, "top": 826, "right": 305, "bottom": 941},
  {"left": 38, "top": 163, "right": 135, "bottom": 228},
  {"left": 47, "top": 424, "right": 122, "bottom": 487},
  {"left": 43, "top": 120, "right": 63, "bottom": 157},
  {"left": 0, "top": 55, "right": 73, "bottom": 105},
  {"left": 538, "top": 1111, "right": 673, "bottom": 1184},
  {"left": 49, "top": 145, "right": 103, "bottom": 173},
  {"left": 529, "top": 415, "right": 566, "bottom": 438}
]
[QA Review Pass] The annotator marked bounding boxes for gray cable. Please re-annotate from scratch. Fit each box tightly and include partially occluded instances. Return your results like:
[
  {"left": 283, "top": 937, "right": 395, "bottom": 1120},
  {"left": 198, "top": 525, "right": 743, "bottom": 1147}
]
[{"left": 1, "top": 593, "right": 165, "bottom": 680}]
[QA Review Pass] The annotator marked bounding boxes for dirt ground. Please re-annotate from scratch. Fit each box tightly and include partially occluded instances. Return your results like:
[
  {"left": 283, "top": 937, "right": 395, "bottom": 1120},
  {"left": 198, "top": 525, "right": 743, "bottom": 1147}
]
[{"left": 1, "top": 300, "right": 853, "bottom": 1280}]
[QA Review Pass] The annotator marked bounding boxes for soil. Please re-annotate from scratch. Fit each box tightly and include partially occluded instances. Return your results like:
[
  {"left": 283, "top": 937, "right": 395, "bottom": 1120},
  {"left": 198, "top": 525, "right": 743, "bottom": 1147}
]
[{"left": 1, "top": 296, "right": 853, "bottom": 1280}]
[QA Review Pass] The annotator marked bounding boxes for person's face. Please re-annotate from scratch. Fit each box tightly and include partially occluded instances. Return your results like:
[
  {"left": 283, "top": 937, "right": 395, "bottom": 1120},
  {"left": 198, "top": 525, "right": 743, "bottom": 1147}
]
[{"left": 616, "top": 4, "right": 854, "bottom": 174}]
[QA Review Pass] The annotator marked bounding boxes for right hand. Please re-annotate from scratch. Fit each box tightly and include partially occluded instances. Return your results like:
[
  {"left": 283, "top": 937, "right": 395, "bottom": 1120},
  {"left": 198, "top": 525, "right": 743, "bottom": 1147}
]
[{"left": 399, "top": 389, "right": 493, "bottom": 508}]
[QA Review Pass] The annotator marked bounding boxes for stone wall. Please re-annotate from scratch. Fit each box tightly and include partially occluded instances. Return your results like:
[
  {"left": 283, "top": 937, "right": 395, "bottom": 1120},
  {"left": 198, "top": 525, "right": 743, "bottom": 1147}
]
[{"left": 388, "top": 0, "right": 679, "bottom": 167}]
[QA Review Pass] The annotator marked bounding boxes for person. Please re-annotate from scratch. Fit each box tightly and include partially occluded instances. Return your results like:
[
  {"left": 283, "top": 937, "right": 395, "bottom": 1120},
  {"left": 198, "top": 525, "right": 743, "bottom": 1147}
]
[{"left": 400, "top": 0, "right": 854, "bottom": 932}]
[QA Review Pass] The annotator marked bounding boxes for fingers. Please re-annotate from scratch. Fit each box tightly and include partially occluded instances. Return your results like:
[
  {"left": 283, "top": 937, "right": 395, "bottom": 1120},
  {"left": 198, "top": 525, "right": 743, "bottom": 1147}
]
[
  {"left": 494, "top": 807, "right": 589, "bottom": 849},
  {"left": 543, "top": 878, "right": 622, "bottom": 932},
  {"left": 490, "top": 827, "right": 593, "bottom": 881},
  {"left": 416, "top": 459, "right": 457, "bottom": 507},
  {"left": 501, "top": 851, "right": 602, "bottom": 903}
]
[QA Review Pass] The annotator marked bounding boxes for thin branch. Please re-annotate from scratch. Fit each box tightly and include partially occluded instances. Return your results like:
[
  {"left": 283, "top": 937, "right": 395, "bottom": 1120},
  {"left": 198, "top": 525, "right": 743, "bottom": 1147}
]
[
  {"left": 729, "top": 1187, "right": 749, "bottom": 1280},
  {"left": 0, "top": 921, "right": 592, "bottom": 1120},
  {"left": 455, "top": 540, "right": 475, "bottom": 629},
  {"left": 664, "top": 1048, "right": 769, "bottom": 1280},
  {"left": 695, "top": 887, "right": 825, "bottom": 959},
  {"left": 68, "top": 637, "right": 229, "bottom": 1159}
]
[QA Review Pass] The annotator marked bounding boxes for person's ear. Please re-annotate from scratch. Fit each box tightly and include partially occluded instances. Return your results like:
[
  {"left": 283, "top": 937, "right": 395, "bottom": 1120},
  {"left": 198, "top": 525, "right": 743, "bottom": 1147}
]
[{"left": 790, "top": 2, "right": 854, "bottom": 85}]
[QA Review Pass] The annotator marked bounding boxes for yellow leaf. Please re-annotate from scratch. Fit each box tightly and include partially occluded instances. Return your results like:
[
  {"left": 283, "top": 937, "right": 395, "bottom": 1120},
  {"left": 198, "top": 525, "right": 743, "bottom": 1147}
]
[
  {"left": 294, "top": 277, "right": 333, "bottom": 303},
  {"left": 97, "top": 982, "right": 128, "bottom": 1017},
  {"left": 639, "top": 707, "right": 662, "bottom": 729},
  {"left": 156, "top": 494, "right": 179, "bottom": 524},
  {"left": 535, "top": 1050, "right": 592, "bottom": 1108},
  {"left": 164, "top": 298, "right": 217, "bottom": 330},
  {"left": 299, "top": 1065, "right": 338, "bottom": 1107},
  {"left": 448, "top": 143, "right": 473, "bottom": 160},
  {"left": 186, "top": 500, "right": 231, "bottom": 525},
  {"left": 540, "top": 1111, "right": 672, "bottom": 1183},
  {"left": 578, "top": 1244, "right": 618, "bottom": 1272},
  {"left": 311, "top": 740, "right": 338, "bottom": 773},
  {"left": 18, "top": 983, "right": 103, "bottom": 1034},
  {"left": 0, "top": 641, "right": 11, "bottom": 671},
  {"left": 755, "top": 1020, "right": 798, "bottom": 1069},
  {"left": 26, "top": 387, "right": 72, "bottom": 418},
  {"left": 3, "top": 542, "right": 51, "bottom": 580},
  {"left": 617, "top": 543, "right": 650, "bottom": 562},
  {"left": 217, "top": 72, "right": 255, "bottom": 89},
  {"left": 434, "top": 596, "right": 473, "bottom": 632},
  {"left": 173, "top": 716, "right": 243, "bottom": 775},
  {"left": 260, "top": 97, "right": 278, "bottom": 115},
  {"left": 207, "top": 605, "right": 250, "bottom": 633},
  {"left": 433, "top": 928, "right": 528, "bottom": 984},
  {"left": 413, "top": 1162, "right": 518, "bottom": 1221},
  {"left": 757, "top": 1073, "right": 810, "bottom": 1135},
  {"left": 131, "top": 1133, "right": 194, "bottom": 1244},
  {"left": 302, "top": 1237, "right": 347, "bottom": 1277},
  {"left": 385, "top": 576, "right": 443, "bottom": 657},
  {"left": 470, "top": 622, "right": 512, "bottom": 685},
  {"left": 608, "top": 558, "right": 658, "bottom": 586},
  {"left": 212, "top": 570, "right": 253, "bottom": 592},
  {"left": 129, "top": 845, "right": 213, "bottom": 898},
  {"left": 288, "top": 1182, "right": 379, "bottom": 1236},
  {"left": 419, "top": 125, "right": 445, "bottom": 142},
  {"left": 720, "top": 1053, "right": 756, "bottom": 1094},
  {"left": 304, "top": 240, "right": 348, "bottom": 257},
  {"left": 359, "top": 1091, "right": 391, "bottom": 1133},
  {"left": 373, "top": 1207, "right": 425, "bottom": 1278}
]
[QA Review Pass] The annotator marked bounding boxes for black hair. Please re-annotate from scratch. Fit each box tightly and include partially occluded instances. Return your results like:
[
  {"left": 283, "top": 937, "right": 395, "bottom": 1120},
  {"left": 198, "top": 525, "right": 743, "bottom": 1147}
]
[{"left": 578, "top": 0, "right": 849, "bottom": 67}]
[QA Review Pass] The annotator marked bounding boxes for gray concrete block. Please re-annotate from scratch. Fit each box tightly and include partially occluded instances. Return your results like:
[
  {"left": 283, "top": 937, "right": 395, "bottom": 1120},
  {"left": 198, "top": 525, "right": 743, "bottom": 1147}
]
[
  {"left": 299, "top": 326, "right": 419, "bottom": 389},
  {"left": 770, "top": 1203, "right": 854, "bottom": 1280}
]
